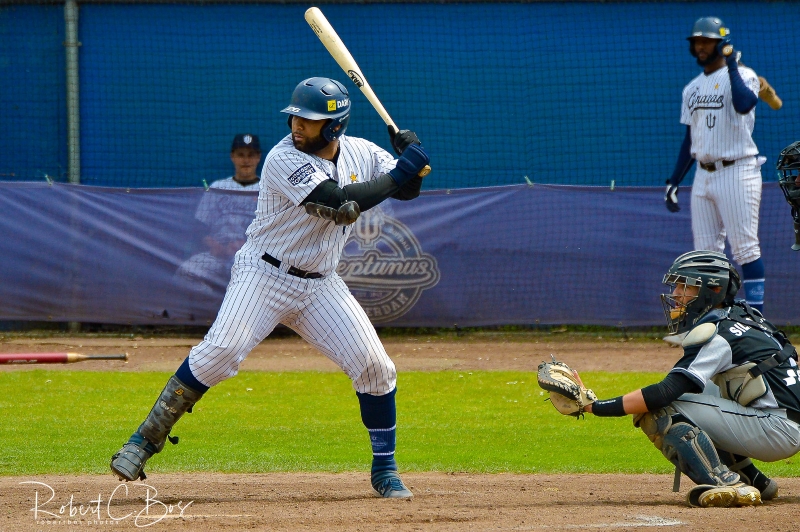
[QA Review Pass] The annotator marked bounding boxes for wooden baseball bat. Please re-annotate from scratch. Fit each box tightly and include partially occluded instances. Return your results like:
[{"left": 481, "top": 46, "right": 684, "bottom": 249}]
[
  {"left": 0, "top": 352, "right": 128, "bottom": 364},
  {"left": 304, "top": 6, "right": 430, "bottom": 177}
]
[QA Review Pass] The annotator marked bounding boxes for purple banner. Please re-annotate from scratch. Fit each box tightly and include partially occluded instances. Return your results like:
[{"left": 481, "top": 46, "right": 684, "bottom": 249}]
[{"left": 0, "top": 182, "right": 796, "bottom": 327}]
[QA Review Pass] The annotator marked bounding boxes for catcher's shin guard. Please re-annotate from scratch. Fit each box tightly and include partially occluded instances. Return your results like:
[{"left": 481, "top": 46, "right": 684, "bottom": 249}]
[
  {"left": 111, "top": 376, "right": 204, "bottom": 481},
  {"left": 660, "top": 422, "right": 740, "bottom": 488}
]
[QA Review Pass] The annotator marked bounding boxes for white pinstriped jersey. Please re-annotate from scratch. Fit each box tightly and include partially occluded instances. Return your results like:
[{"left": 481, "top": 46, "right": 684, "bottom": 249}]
[
  {"left": 237, "top": 134, "right": 396, "bottom": 275},
  {"left": 680, "top": 64, "right": 760, "bottom": 164}
]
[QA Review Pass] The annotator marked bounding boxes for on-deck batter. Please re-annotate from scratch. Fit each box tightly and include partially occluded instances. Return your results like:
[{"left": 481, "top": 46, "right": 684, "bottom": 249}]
[
  {"left": 664, "top": 17, "right": 766, "bottom": 313},
  {"left": 111, "top": 77, "right": 430, "bottom": 499},
  {"left": 585, "top": 251, "right": 800, "bottom": 507}
]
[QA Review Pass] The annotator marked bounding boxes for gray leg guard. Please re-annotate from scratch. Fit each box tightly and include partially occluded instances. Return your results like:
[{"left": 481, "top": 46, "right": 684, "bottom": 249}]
[
  {"left": 661, "top": 422, "right": 740, "bottom": 487},
  {"left": 111, "top": 376, "right": 204, "bottom": 481}
]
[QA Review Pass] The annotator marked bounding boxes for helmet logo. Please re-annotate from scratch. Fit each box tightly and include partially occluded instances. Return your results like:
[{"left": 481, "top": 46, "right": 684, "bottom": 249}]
[
  {"left": 707, "top": 277, "right": 720, "bottom": 286},
  {"left": 719, "top": 27, "right": 730, "bottom": 37},
  {"left": 327, "top": 100, "right": 337, "bottom": 111},
  {"left": 285, "top": 106, "right": 301, "bottom": 113}
]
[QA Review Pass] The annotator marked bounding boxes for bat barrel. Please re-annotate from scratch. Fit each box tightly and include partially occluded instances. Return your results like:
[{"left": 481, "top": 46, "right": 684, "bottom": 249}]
[{"left": 0, "top": 352, "right": 128, "bottom": 364}]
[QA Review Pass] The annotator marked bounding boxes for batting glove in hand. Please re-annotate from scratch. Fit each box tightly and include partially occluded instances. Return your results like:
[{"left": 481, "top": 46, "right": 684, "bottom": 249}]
[
  {"left": 665, "top": 184, "right": 680, "bottom": 213},
  {"left": 389, "top": 144, "right": 430, "bottom": 186},
  {"left": 388, "top": 127, "right": 421, "bottom": 156},
  {"left": 716, "top": 39, "right": 735, "bottom": 62}
]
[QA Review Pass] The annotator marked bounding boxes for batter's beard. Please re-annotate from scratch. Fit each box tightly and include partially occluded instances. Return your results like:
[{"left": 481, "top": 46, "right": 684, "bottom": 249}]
[
  {"left": 293, "top": 133, "right": 330, "bottom": 155},
  {"left": 696, "top": 49, "right": 719, "bottom": 66}
]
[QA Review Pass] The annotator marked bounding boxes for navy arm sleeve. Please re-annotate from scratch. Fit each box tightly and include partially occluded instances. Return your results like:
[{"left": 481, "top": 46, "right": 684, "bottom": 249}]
[
  {"left": 301, "top": 174, "right": 400, "bottom": 212},
  {"left": 392, "top": 175, "right": 423, "bottom": 201},
  {"left": 640, "top": 372, "right": 699, "bottom": 412},
  {"left": 727, "top": 59, "right": 758, "bottom": 114},
  {"left": 668, "top": 126, "right": 694, "bottom": 186}
]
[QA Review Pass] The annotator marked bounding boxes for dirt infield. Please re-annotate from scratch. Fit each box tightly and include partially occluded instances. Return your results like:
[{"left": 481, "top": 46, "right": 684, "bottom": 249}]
[{"left": 2, "top": 332, "right": 797, "bottom": 531}]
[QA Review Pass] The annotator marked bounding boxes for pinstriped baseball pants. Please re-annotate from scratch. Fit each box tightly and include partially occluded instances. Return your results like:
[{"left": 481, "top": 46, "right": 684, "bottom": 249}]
[
  {"left": 187, "top": 258, "right": 396, "bottom": 394},
  {"left": 690, "top": 159, "right": 762, "bottom": 265}
]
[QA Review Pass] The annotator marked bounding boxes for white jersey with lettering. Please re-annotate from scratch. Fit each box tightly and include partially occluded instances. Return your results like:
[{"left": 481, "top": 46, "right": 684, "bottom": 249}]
[
  {"left": 186, "top": 133, "right": 400, "bottom": 393},
  {"left": 680, "top": 64, "right": 760, "bottom": 164},
  {"left": 237, "top": 134, "right": 396, "bottom": 275},
  {"left": 680, "top": 64, "right": 764, "bottom": 266}
]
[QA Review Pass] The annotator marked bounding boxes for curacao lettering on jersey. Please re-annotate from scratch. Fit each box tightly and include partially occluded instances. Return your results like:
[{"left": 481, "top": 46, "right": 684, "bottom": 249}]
[{"left": 681, "top": 65, "right": 760, "bottom": 164}]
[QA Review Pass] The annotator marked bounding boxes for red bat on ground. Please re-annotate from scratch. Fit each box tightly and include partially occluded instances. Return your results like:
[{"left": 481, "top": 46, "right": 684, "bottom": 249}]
[{"left": 0, "top": 352, "right": 128, "bottom": 364}]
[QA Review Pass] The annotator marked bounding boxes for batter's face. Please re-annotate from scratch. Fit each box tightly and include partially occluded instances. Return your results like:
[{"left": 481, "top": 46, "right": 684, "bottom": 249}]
[
  {"left": 691, "top": 37, "right": 723, "bottom": 68},
  {"left": 291, "top": 116, "right": 333, "bottom": 155},
  {"left": 230, "top": 147, "right": 261, "bottom": 181}
]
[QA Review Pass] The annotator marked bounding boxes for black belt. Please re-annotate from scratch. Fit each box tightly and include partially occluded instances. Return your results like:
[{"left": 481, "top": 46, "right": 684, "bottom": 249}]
[
  {"left": 261, "top": 252, "right": 323, "bottom": 279},
  {"left": 699, "top": 160, "right": 735, "bottom": 172}
]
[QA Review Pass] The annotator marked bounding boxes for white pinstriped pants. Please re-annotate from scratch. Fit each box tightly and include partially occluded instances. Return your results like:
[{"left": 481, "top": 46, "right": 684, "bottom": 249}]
[
  {"left": 187, "top": 258, "right": 396, "bottom": 394},
  {"left": 691, "top": 159, "right": 762, "bottom": 265}
]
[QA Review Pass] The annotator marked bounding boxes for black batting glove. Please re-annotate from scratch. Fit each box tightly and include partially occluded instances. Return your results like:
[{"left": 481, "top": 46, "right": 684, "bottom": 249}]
[
  {"left": 388, "top": 126, "right": 421, "bottom": 156},
  {"left": 665, "top": 184, "right": 680, "bottom": 213}
]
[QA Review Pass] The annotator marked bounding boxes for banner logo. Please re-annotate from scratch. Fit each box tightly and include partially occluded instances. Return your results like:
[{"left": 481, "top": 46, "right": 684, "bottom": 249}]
[{"left": 338, "top": 207, "right": 440, "bottom": 323}]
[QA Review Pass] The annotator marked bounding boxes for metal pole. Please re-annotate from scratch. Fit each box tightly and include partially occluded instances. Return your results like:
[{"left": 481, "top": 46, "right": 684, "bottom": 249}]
[
  {"left": 65, "top": 0, "right": 81, "bottom": 333},
  {"left": 64, "top": 0, "right": 80, "bottom": 185}
]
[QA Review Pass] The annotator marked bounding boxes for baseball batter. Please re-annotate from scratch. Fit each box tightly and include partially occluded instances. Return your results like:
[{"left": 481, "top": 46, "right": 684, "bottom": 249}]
[
  {"left": 665, "top": 17, "right": 766, "bottom": 313},
  {"left": 583, "top": 251, "right": 800, "bottom": 507},
  {"left": 111, "top": 77, "right": 430, "bottom": 498}
]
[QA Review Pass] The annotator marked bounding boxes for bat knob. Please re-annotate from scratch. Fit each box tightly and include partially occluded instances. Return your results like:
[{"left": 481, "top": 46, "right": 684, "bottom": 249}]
[
  {"left": 418, "top": 165, "right": 432, "bottom": 178},
  {"left": 721, "top": 44, "right": 733, "bottom": 57}
]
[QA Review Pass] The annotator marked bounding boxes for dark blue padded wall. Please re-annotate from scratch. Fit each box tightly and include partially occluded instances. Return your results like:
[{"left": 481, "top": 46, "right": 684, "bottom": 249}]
[
  {"left": 0, "top": 4, "right": 67, "bottom": 183},
  {"left": 2, "top": 2, "right": 798, "bottom": 188}
]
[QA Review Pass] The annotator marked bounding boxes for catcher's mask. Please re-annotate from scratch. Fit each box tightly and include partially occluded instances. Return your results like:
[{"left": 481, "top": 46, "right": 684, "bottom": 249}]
[
  {"left": 687, "top": 17, "right": 730, "bottom": 63},
  {"left": 660, "top": 251, "right": 741, "bottom": 334},
  {"left": 281, "top": 77, "right": 351, "bottom": 142},
  {"left": 777, "top": 142, "right": 800, "bottom": 216}
]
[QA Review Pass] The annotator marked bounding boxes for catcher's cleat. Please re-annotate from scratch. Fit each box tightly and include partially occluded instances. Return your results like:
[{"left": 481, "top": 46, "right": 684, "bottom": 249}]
[
  {"left": 739, "top": 470, "right": 778, "bottom": 501},
  {"left": 110, "top": 432, "right": 158, "bottom": 482},
  {"left": 687, "top": 483, "right": 761, "bottom": 508},
  {"left": 372, "top": 471, "right": 413, "bottom": 499}
]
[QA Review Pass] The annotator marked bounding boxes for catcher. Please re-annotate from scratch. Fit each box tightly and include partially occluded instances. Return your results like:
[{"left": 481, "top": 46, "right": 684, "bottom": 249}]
[
  {"left": 538, "top": 251, "right": 800, "bottom": 508},
  {"left": 776, "top": 141, "right": 800, "bottom": 251}
]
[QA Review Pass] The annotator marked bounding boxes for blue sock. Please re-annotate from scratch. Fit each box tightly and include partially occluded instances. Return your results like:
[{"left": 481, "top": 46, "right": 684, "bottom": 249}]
[
  {"left": 356, "top": 388, "right": 397, "bottom": 475},
  {"left": 741, "top": 258, "right": 765, "bottom": 312},
  {"left": 175, "top": 357, "right": 210, "bottom": 394}
]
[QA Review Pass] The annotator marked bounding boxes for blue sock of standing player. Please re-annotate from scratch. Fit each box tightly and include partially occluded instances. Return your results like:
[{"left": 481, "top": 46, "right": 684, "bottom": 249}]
[
  {"left": 357, "top": 388, "right": 398, "bottom": 475},
  {"left": 741, "top": 258, "right": 765, "bottom": 312}
]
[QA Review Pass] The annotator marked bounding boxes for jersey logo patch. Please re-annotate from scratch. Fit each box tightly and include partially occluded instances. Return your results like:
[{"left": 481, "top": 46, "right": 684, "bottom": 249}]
[{"left": 287, "top": 163, "right": 316, "bottom": 186}]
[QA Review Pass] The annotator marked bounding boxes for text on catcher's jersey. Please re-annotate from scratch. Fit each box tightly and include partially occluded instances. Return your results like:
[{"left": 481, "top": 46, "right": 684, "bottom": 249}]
[{"left": 670, "top": 305, "right": 800, "bottom": 413}]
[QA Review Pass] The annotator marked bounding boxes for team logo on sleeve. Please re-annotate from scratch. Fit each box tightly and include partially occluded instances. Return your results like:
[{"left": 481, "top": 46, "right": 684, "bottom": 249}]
[
  {"left": 287, "top": 163, "right": 316, "bottom": 186},
  {"left": 338, "top": 206, "right": 440, "bottom": 323}
]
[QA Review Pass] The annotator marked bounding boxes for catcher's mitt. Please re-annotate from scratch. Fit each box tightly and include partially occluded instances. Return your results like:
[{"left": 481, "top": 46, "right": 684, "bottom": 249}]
[{"left": 537, "top": 356, "right": 597, "bottom": 418}]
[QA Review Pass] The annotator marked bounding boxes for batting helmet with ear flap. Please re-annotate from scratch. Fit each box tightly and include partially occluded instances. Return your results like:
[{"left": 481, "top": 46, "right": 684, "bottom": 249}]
[
  {"left": 661, "top": 251, "right": 739, "bottom": 334},
  {"left": 281, "top": 77, "right": 351, "bottom": 142},
  {"left": 687, "top": 17, "right": 731, "bottom": 57}
]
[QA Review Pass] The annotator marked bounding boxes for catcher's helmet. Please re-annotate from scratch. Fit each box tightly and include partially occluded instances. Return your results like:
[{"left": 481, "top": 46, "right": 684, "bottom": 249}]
[
  {"left": 661, "top": 251, "right": 741, "bottom": 334},
  {"left": 281, "top": 77, "right": 351, "bottom": 142},
  {"left": 776, "top": 141, "right": 800, "bottom": 249},
  {"left": 687, "top": 17, "right": 731, "bottom": 58},
  {"left": 777, "top": 141, "right": 800, "bottom": 211}
]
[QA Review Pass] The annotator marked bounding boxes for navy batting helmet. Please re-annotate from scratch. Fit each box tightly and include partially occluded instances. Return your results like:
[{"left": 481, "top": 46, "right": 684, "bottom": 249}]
[
  {"left": 687, "top": 17, "right": 731, "bottom": 58},
  {"left": 661, "top": 251, "right": 741, "bottom": 334},
  {"left": 281, "top": 77, "right": 351, "bottom": 142}
]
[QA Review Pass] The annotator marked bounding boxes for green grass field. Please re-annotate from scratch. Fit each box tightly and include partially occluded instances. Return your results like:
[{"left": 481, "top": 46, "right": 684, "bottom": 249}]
[{"left": 2, "top": 370, "right": 798, "bottom": 477}]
